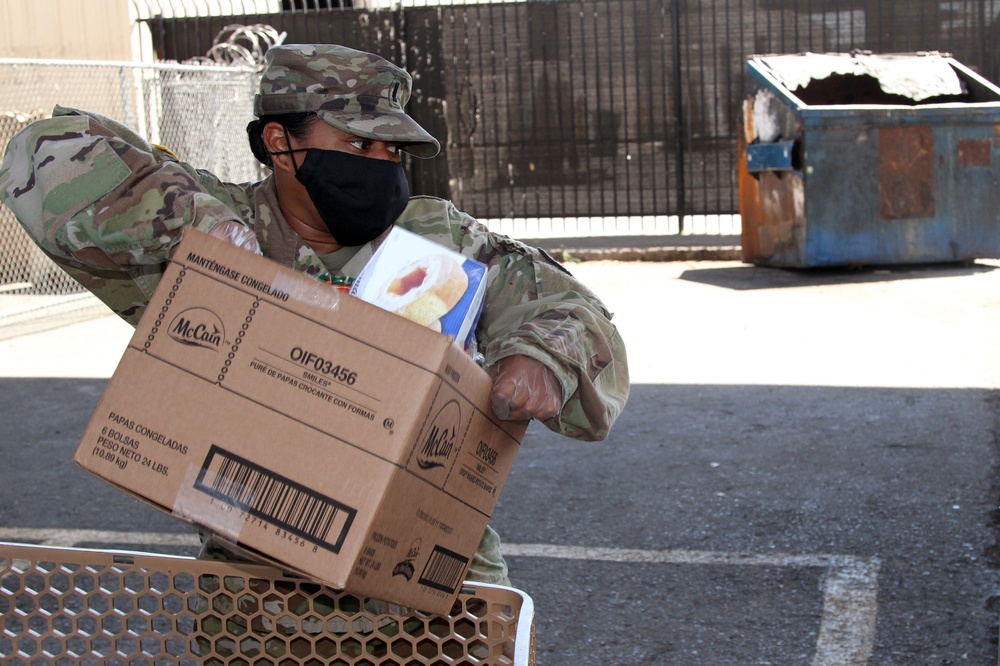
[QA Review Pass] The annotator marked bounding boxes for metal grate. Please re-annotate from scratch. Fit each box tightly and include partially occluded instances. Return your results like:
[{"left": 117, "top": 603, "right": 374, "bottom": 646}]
[
  {"left": 140, "top": 0, "right": 1000, "bottom": 228},
  {"left": 0, "top": 541, "right": 535, "bottom": 666}
]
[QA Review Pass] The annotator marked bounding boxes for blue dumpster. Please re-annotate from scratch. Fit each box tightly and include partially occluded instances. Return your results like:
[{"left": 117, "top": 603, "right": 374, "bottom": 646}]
[{"left": 739, "top": 52, "right": 1000, "bottom": 267}]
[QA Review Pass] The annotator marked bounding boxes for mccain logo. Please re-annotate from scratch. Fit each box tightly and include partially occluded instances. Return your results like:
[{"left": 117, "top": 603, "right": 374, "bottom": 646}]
[
  {"left": 417, "top": 400, "right": 460, "bottom": 470},
  {"left": 392, "top": 538, "right": 421, "bottom": 581},
  {"left": 168, "top": 308, "right": 225, "bottom": 351}
]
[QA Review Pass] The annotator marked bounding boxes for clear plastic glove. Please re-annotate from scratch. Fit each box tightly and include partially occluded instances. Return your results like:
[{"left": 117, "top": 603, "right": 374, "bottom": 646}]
[
  {"left": 208, "top": 219, "right": 262, "bottom": 255},
  {"left": 488, "top": 354, "right": 562, "bottom": 422}
]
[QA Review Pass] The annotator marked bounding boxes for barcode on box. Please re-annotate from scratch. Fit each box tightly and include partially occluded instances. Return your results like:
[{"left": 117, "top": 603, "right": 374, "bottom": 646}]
[
  {"left": 195, "top": 445, "right": 357, "bottom": 553},
  {"left": 418, "top": 545, "right": 469, "bottom": 594}
]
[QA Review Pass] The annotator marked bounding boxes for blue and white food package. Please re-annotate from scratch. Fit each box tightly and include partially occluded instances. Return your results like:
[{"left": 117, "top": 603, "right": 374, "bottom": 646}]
[{"left": 351, "top": 227, "right": 487, "bottom": 350}]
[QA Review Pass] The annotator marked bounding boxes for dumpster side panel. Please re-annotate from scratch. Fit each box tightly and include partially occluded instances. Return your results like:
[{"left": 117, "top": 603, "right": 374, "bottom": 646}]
[
  {"left": 739, "top": 89, "right": 808, "bottom": 266},
  {"left": 938, "top": 124, "right": 1000, "bottom": 260},
  {"left": 802, "top": 126, "right": 883, "bottom": 266},
  {"left": 805, "top": 122, "right": 1000, "bottom": 265},
  {"left": 738, "top": 132, "right": 807, "bottom": 266},
  {"left": 879, "top": 125, "right": 936, "bottom": 221},
  {"left": 874, "top": 124, "right": 954, "bottom": 264},
  {"left": 871, "top": 123, "right": 1000, "bottom": 264}
]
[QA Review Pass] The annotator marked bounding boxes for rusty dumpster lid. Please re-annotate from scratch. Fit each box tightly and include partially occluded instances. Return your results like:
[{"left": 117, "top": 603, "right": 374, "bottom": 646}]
[{"left": 751, "top": 51, "right": 968, "bottom": 103}]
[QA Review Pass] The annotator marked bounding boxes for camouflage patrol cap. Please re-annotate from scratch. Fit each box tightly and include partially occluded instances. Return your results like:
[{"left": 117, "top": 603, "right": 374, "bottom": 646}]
[{"left": 254, "top": 44, "right": 440, "bottom": 158}]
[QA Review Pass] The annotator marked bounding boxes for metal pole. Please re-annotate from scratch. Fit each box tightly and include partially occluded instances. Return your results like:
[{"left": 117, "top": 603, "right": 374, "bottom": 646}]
[{"left": 671, "top": 0, "right": 685, "bottom": 232}]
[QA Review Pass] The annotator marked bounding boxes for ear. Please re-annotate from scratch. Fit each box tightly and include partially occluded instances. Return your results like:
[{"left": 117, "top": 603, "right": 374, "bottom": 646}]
[{"left": 262, "top": 122, "right": 296, "bottom": 174}]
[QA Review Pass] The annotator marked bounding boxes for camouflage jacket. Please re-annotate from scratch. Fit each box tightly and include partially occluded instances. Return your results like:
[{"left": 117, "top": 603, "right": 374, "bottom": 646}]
[{"left": 0, "top": 106, "right": 628, "bottom": 442}]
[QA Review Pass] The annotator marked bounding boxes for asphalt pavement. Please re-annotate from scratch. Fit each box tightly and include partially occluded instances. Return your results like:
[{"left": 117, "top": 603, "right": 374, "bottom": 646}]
[{"left": 2, "top": 255, "right": 1000, "bottom": 665}]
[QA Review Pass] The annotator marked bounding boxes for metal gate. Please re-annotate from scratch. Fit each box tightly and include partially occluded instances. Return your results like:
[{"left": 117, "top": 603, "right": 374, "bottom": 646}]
[{"left": 140, "top": 0, "right": 1000, "bottom": 230}]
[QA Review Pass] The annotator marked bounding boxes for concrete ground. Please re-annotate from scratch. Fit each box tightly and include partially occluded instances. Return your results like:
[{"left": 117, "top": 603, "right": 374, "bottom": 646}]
[{"left": 1, "top": 256, "right": 999, "bottom": 664}]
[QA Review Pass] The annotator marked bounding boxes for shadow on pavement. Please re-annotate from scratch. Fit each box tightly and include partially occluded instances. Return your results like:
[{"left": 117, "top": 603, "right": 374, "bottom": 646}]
[{"left": 680, "top": 260, "right": 998, "bottom": 291}]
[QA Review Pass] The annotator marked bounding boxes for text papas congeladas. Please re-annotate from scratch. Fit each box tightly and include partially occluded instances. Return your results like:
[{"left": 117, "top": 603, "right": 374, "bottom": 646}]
[{"left": 107, "top": 412, "right": 189, "bottom": 454}]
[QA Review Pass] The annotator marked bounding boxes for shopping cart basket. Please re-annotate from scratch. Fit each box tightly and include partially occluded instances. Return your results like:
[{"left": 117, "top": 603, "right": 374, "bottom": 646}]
[{"left": 0, "top": 541, "right": 535, "bottom": 665}]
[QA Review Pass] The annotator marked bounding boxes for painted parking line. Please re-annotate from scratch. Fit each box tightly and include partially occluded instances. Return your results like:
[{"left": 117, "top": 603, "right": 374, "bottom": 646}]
[
  {"left": 0, "top": 526, "right": 201, "bottom": 548},
  {"left": 503, "top": 543, "right": 880, "bottom": 666},
  {"left": 0, "top": 529, "right": 879, "bottom": 665}
]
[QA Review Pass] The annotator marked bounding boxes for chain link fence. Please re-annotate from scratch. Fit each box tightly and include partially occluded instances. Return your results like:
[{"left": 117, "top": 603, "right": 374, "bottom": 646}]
[{"left": 0, "top": 59, "right": 260, "bottom": 329}]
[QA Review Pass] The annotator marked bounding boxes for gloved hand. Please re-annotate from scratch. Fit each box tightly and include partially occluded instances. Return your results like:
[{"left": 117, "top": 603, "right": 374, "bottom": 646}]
[
  {"left": 488, "top": 354, "right": 562, "bottom": 422},
  {"left": 208, "top": 219, "right": 262, "bottom": 255}
]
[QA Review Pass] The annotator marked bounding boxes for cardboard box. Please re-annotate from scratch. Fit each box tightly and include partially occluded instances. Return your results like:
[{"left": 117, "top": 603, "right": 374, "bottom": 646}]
[
  {"left": 350, "top": 227, "right": 487, "bottom": 350},
  {"left": 73, "top": 229, "right": 525, "bottom": 614}
]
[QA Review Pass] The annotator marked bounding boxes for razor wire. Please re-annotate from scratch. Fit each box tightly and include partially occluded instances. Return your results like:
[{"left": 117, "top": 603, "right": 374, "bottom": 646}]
[{"left": 186, "top": 23, "right": 287, "bottom": 67}]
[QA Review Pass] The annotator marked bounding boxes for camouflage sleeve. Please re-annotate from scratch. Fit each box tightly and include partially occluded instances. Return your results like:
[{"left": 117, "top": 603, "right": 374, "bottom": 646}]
[
  {"left": 400, "top": 199, "right": 629, "bottom": 442},
  {"left": 475, "top": 231, "right": 629, "bottom": 441},
  {"left": 0, "top": 106, "right": 249, "bottom": 325}
]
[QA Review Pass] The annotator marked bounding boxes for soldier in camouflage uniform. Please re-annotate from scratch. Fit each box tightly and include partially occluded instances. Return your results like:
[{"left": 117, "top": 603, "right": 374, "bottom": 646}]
[{"left": 0, "top": 44, "right": 629, "bottom": 585}]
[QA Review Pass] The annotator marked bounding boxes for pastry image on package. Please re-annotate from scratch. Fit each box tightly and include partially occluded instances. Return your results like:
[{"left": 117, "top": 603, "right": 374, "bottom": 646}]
[
  {"left": 374, "top": 254, "right": 468, "bottom": 331},
  {"left": 351, "top": 227, "right": 487, "bottom": 349}
]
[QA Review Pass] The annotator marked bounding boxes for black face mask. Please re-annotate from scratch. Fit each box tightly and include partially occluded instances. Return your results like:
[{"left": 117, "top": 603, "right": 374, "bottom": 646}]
[{"left": 279, "top": 142, "right": 410, "bottom": 247}]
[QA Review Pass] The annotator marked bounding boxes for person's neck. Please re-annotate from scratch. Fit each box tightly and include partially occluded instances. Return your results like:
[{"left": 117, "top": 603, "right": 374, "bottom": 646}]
[
  {"left": 275, "top": 185, "right": 343, "bottom": 254},
  {"left": 284, "top": 214, "right": 343, "bottom": 254}
]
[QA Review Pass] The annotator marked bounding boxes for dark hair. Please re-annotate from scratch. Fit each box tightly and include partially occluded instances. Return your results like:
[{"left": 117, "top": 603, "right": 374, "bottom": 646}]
[{"left": 246, "top": 112, "right": 318, "bottom": 167}]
